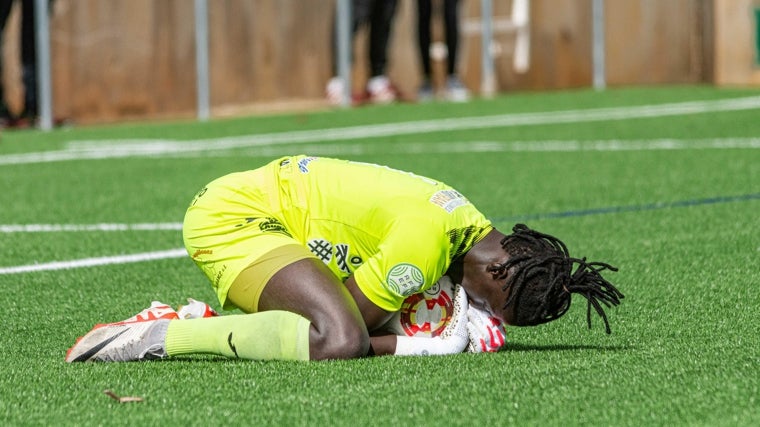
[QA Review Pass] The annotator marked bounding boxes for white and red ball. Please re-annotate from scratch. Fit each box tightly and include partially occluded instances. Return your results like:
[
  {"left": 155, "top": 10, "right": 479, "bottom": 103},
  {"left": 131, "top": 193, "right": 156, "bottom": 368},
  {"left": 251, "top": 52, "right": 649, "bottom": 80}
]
[{"left": 381, "top": 275, "right": 456, "bottom": 337}]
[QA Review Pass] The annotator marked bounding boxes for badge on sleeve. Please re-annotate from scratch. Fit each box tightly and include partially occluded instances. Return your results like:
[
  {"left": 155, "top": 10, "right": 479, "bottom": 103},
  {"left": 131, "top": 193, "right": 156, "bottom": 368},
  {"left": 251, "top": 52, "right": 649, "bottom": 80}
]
[{"left": 386, "top": 263, "right": 425, "bottom": 296}]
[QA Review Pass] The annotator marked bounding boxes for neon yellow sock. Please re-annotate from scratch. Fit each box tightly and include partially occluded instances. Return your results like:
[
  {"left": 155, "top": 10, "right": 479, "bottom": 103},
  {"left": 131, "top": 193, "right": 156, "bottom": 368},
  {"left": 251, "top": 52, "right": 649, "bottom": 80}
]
[{"left": 165, "top": 311, "right": 310, "bottom": 361}]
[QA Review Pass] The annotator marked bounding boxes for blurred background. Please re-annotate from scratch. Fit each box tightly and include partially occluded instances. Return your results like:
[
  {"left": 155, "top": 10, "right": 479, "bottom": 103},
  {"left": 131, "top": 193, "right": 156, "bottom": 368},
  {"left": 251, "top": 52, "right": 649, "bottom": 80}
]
[{"left": 1, "top": 0, "right": 759, "bottom": 126}]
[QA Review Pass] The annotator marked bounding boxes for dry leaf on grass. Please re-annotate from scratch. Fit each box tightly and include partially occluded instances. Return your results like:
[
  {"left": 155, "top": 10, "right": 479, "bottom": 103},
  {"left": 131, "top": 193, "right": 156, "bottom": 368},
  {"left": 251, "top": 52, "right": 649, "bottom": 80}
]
[{"left": 103, "top": 389, "right": 144, "bottom": 403}]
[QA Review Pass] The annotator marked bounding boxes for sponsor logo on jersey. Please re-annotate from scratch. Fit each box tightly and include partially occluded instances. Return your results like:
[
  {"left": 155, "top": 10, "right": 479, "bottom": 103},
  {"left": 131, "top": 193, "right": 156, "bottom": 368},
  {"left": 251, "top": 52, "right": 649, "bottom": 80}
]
[
  {"left": 191, "top": 249, "right": 213, "bottom": 259},
  {"left": 297, "top": 156, "right": 318, "bottom": 173},
  {"left": 308, "top": 239, "right": 333, "bottom": 264},
  {"left": 258, "top": 217, "right": 291, "bottom": 236},
  {"left": 212, "top": 264, "right": 227, "bottom": 288},
  {"left": 429, "top": 189, "right": 469, "bottom": 213},
  {"left": 386, "top": 263, "right": 425, "bottom": 296},
  {"left": 334, "top": 243, "right": 351, "bottom": 274},
  {"left": 307, "top": 238, "right": 360, "bottom": 275},
  {"left": 190, "top": 187, "right": 208, "bottom": 207},
  {"left": 236, "top": 217, "right": 292, "bottom": 237}
]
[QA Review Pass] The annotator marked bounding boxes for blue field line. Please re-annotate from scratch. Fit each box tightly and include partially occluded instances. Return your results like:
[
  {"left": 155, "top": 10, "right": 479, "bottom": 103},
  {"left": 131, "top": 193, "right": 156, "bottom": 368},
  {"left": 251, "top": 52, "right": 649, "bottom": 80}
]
[
  {"left": 494, "top": 192, "right": 760, "bottom": 223},
  {"left": 2, "top": 193, "right": 759, "bottom": 275}
]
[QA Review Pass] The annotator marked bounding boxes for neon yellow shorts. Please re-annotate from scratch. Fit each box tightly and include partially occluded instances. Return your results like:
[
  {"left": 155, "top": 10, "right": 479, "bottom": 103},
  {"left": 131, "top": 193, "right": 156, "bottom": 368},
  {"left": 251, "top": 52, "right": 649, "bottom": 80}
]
[{"left": 182, "top": 169, "right": 312, "bottom": 312}]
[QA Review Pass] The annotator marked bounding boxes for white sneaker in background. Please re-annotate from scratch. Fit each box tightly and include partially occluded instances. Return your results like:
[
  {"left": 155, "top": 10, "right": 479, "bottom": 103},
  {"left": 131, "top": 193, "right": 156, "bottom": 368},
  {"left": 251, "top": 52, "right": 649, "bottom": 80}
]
[
  {"left": 367, "top": 75, "right": 397, "bottom": 104},
  {"left": 325, "top": 77, "right": 345, "bottom": 106},
  {"left": 446, "top": 75, "right": 470, "bottom": 102},
  {"left": 417, "top": 78, "right": 434, "bottom": 103}
]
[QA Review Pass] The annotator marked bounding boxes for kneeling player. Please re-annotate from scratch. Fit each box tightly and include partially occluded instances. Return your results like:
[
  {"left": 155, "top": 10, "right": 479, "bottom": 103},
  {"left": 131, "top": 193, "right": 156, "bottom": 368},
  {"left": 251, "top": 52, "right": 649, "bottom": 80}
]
[{"left": 66, "top": 156, "right": 623, "bottom": 362}]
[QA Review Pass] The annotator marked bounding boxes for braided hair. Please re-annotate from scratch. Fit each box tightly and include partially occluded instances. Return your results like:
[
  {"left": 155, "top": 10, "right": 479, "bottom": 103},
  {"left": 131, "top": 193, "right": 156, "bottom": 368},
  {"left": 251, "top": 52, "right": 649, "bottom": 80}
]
[{"left": 487, "top": 224, "right": 624, "bottom": 334}]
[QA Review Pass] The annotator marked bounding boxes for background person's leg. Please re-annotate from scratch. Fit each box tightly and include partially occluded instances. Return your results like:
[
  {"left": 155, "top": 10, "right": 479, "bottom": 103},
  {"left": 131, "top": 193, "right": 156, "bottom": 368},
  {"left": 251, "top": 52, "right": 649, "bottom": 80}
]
[
  {"left": 443, "top": 0, "right": 459, "bottom": 76},
  {"left": 0, "top": 0, "right": 15, "bottom": 122},
  {"left": 20, "top": 0, "right": 36, "bottom": 118},
  {"left": 416, "top": 0, "right": 432, "bottom": 79},
  {"left": 368, "top": 0, "right": 397, "bottom": 77}
]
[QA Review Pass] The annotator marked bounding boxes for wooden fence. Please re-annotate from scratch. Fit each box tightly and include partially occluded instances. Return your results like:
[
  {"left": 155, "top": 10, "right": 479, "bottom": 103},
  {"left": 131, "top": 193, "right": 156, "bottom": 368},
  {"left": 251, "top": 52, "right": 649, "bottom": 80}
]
[{"left": 0, "top": 0, "right": 757, "bottom": 124}]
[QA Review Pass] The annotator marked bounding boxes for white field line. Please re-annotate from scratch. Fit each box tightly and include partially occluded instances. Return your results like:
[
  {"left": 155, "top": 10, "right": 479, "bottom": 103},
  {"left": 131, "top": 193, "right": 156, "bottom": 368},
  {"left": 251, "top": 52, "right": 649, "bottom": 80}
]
[
  {"left": 0, "top": 248, "right": 187, "bottom": 275},
  {"left": 1, "top": 96, "right": 760, "bottom": 165},
  {"left": 3, "top": 135, "right": 760, "bottom": 165},
  {"left": 158, "top": 137, "right": 760, "bottom": 158},
  {"left": 1, "top": 137, "right": 758, "bottom": 235},
  {"left": 0, "top": 223, "right": 183, "bottom": 233}
]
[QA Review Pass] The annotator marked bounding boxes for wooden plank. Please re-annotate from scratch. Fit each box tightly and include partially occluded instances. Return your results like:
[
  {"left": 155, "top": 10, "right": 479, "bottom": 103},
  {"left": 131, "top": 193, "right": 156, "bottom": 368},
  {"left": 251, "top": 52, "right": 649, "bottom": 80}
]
[
  {"left": 713, "top": 0, "right": 760, "bottom": 85},
  {"left": 0, "top": 0, "right": 739, "bottom": 124}
]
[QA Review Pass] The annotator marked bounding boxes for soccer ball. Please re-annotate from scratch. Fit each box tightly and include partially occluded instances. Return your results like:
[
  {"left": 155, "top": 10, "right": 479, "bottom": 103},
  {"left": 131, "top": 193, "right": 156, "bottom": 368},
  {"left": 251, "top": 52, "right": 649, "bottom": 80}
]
[{"left": 380, "top": 275, "right": 456, "bottom": 337}]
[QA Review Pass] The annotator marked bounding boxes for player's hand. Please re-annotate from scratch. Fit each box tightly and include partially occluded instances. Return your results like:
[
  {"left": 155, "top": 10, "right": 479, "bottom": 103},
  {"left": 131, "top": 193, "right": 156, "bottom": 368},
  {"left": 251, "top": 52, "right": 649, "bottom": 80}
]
[
  {"left": 439, "top": 284, "right": 470, "bottom": 352},
  {"left": 466, "top": 305, "right": 506, "bottom": 353}
]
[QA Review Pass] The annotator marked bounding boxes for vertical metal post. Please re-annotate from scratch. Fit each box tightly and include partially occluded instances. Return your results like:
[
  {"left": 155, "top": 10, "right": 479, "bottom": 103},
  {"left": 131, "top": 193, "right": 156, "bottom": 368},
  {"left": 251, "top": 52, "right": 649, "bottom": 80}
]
[
  {"left": 480, "top": 0, "right": 495, "bottom": 97},
  {"left": 34, "top": 0, "right": 52, "bottom": 130},
  {"left": 336, "top": 0, "right": 352, "bottom": 107},
  {"left": 194, "top": 0, "right": 210, "bottom": 121},
  {"left": 592, "top": 0, "right": 606, "bottom": 90},
  {"left": 511, "top": 0, "right": 530, "bottom": 73},
  {"left": 754, "top": 7, "right": 760, "bottom": 65}
]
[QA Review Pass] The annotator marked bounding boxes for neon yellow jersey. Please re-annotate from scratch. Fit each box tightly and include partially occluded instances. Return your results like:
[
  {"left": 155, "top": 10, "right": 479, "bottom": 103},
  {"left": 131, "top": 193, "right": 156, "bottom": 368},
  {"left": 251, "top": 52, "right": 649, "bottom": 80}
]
[{"left": 245, "top": 155, "right": 492, "bottom": 312}]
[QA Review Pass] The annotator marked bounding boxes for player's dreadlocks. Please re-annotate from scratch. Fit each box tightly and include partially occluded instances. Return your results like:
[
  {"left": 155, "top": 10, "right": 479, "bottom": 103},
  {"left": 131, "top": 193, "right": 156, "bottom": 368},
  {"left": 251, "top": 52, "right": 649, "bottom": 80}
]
[{"left": 487, "top": 224, "right": 624, "bottom": 334}]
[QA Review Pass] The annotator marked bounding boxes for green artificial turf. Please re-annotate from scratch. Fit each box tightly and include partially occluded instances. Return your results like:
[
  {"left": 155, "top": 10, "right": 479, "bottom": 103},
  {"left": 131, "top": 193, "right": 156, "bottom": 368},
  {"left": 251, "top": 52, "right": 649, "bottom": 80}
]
[{"left": 0, "top": 86, "right": 758, "bottom": 426}]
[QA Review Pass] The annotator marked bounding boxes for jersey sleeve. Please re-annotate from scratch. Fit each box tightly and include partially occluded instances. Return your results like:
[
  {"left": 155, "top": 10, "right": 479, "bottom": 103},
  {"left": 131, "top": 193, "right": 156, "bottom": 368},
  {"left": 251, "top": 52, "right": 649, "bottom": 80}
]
[{"left": 352, "top": 219, "right": 450, "bottom": 312}]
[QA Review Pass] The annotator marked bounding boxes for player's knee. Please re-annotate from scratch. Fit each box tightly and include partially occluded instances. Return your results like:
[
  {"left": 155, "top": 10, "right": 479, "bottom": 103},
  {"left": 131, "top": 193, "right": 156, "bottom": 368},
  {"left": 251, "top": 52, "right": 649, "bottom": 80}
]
[{"left": 311, "top": 321, "right": 369, "bottom": 360}]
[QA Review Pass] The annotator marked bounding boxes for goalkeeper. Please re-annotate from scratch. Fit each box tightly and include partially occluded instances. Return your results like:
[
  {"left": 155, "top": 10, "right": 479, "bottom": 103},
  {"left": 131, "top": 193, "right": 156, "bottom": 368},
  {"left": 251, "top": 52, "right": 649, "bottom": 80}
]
[{"left": 66, "top": 155, "right": 623, "bottom": 362}]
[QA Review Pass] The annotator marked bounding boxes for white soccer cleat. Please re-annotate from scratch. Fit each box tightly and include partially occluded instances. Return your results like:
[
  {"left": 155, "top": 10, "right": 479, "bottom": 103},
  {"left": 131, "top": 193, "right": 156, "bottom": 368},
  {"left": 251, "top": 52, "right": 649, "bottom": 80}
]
[{"left": 65, "top": 319, "right": 171, "bottom": 363}]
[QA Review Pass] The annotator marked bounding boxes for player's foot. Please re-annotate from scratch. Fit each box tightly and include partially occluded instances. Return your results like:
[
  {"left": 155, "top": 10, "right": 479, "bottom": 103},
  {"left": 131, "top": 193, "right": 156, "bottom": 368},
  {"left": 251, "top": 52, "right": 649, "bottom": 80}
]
[
  {"left": 445, "top": 75, "right": 470, "bottom": 102},
  {"left": 417, "top": 79, "right": 434, "bottom": 103},
  {"left": 367, "top": 75, "right": 397, "bottom": 104},
  {"left": 65, "top": 319, "right": 170, "bottom": 363},
  {"left": 325, "top": 76, "right": 345, "bottom": 106},
  {"left": 113, "top": 300, "right": 179, "bottom": 325},
  {"left": 177, "top": 298, "right": 219, "bottom": 319}
]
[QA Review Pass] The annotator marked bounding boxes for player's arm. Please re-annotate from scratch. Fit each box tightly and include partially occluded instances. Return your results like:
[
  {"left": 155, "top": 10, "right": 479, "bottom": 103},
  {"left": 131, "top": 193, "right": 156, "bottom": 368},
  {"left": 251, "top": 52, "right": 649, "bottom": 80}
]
[
  {"left": 343, "top": 275, "right": 396, "bottom": 355},
  {"left": 345, "top": 276, "right": 469, "bottom": 356},
  {"left": 346, "top": 220, "right": 472, "bottom": 356},
  {"left": 344, "top": 275, "right": 394, "bottom": 331}
]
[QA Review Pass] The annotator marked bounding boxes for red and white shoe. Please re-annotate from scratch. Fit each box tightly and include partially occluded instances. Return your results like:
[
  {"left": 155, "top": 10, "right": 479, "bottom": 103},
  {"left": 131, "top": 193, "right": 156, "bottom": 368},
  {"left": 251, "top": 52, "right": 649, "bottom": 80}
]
[
  {"left": 177, "top": 298, "right": 219, "bottom": 319},
  {"left": 325, "top": 77, "right": 345, "bottom": 106},
  {"left": 94, "top": 301, "right": 179, "bottom": 329},
  {"left": 366, "top": 75, "right": 397, "bottom": 104},
  {"left": 66, "top": 299, "right": 219, "bottom": 362},
  {"left": 66, "top": 301, "right": 177, "bottom": 362},
  {"left": 66, "top": 319, "right": 170, "bottom": 362}
]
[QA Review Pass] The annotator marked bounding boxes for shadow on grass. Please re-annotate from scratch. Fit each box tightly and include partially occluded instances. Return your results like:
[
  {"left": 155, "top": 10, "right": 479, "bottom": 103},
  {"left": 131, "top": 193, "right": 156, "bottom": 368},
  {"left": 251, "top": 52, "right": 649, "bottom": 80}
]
[
  {"left": 167, "top": 343, "right": 635, "bottom": 363},
  {"left": 503, "top": 342, "right": 634, "bottom": 352}
]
